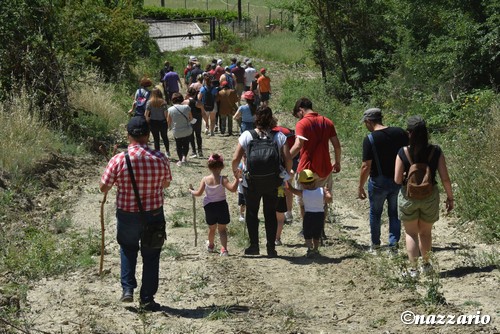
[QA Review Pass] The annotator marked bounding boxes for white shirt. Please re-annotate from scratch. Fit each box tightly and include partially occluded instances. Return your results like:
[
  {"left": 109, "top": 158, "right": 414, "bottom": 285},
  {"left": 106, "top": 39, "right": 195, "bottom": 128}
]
[
  {"left": 303, "top": 188, "right": 324, "bottom": 213},
  {"left": 244, "top": 67, "right": 257, "bottom": 87}
]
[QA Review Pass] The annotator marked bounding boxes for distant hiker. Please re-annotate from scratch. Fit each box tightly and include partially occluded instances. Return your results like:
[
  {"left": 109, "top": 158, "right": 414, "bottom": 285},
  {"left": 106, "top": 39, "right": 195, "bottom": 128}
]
[
  {"left": 145, "top": 88, "right": 170, "bottom": 157},
  {"left": 220, "top": 66, "right": 236, "bottom": 90},
  {"left": 233, "top": 91, "right": 256, "bottom": 134},
  {"left": 216, "top": 81, "right": 239, "bottom": 136},
  {"left": 198, "top": 75, "right": 218, "bottom": 136},
  {"left": 237, "top": 156, "right": 247, "bottom": 222},
  {"left": 190, "top": 153, "right": 239, "bottom": 256},
  {"left": 159, "top": 60, "right": 170, "bottom": 94},
  {"left": 183, "top": 87, "right": 207, "bottom": 158},
  {"left": 244, "top": 61, "right": 256, "bottom": 92},
  {"left": 184, "top": 56, "right": 196, "bottom": 85},
  {"left": 214, "top": 59, "right": 225, "bottom": 80},
  {"left": 290, "top": 97, "right": 341, "bottom": 239},
  {"left": 286, "top": 169, "right": 332, "bottom": 257},
  {"left": 257, "top": 68, "right": 271, "bottom": 106},
  {"left": 394, "top": 115, "right": 454, "bottom": 278},
  {"left": 163, "top": 66, "right": 183, "bottom": 105},
  {"left": 231, "top": 61, "right": 246, "bottom": 100},
  {"left": 129, "top": 77, "right": 152, "bottom": 117},
  {"left": 99, "top": 116, "right": 171, "bottom": 312},
  {"left": 231, "top": 106, "right": 292, "bottom": 258},
  {"left": 358, "top": 108, "right": 409, "bottom": 254},
  {"left": 189, "top": 63, "right": 203, "bottom": 87},
  {"left": 167, "top": 93, "right": 193, "bottom": 166},
  {"left": 228, "top": 57, "right": 238, "bottom": 70}
]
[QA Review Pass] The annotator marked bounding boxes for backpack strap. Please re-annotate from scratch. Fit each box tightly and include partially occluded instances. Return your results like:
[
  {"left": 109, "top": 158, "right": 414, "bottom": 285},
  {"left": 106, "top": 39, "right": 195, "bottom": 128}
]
[
  {"left": 249, "top": 129, "right": 259, "bottom": 140},
  {"left": 367, "top": 134, "right": 383, "bottom": 177},
  {"left": 427, "top": 145, "right": 436, "bottom": 162},
  {"left": 403, "top": 146, "right": 413, "bottom": 165}
]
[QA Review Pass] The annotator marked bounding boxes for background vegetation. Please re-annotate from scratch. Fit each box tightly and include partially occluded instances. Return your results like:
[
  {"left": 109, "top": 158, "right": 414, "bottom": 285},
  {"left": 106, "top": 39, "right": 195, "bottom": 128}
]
[{"left": 0, "top": 0, "right": 498, "bottom": 282}]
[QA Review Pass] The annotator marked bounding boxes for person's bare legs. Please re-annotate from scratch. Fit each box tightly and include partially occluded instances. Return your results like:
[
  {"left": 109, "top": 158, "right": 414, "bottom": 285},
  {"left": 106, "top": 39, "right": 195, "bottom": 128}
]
[
  {"left": 276, "top": 212, "right": 284, "bottom": 243},
  {"left": 208, "top": 112, "right": 216, "bottom": 135},
  {"left": 417, "top": 219, "right": 433, "bottom": 264},
  {"left": 403, "top": 219, "right": 420, "bottom": 268},
  {"left": 208, "top": 225, "right": 217, "bottom": 249},
  {"left": 218, "top": 224, "right": 228, "bottom": 251}
]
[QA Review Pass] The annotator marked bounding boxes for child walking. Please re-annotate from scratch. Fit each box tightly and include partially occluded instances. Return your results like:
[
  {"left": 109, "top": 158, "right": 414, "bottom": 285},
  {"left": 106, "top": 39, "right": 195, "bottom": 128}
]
[
  {"left": 286, "top": 169, "right": 332, "bottom": 257},
  {"left": 190, "top": 154, "right": 239, "bottom": 256}
]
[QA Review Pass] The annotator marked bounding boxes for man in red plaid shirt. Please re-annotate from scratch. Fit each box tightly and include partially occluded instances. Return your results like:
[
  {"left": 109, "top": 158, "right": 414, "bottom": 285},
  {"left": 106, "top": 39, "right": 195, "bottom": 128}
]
[{"left": 100, "top": 116, "right": 171, "bottom": 311}]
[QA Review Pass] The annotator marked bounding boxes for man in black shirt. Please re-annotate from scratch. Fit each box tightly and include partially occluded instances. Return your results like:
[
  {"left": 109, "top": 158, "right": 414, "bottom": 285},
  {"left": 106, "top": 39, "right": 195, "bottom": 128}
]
[{"left": 358, "top": 108, "right": 408, "bottom": 253}]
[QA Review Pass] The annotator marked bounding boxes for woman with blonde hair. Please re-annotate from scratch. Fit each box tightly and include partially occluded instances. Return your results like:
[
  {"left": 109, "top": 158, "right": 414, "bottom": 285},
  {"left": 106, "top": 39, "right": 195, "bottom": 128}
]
[{"left": 145, "top": 88, "right": 170, "bottom": 157}]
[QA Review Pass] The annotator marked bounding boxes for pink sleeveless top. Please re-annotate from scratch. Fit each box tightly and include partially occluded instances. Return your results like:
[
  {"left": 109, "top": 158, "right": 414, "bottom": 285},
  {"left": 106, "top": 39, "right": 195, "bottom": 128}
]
[{"left": 203, "top": 176, "right": 226, "bottom": 206}]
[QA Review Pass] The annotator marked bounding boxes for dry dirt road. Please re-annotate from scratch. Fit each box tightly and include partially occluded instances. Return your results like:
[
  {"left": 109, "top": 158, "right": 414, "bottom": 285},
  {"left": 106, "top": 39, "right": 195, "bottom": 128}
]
[{"left": 21, "top": 106, "right": 498, "bottom": 334}]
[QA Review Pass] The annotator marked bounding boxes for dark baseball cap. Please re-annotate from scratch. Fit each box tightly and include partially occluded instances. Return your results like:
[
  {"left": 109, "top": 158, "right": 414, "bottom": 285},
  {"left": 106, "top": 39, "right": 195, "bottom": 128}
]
[
  {"left": 361, "top": 108, "right": 383, "bottom": 122},
  {"left": 127, "top": 116, "right": 150, "bottom": 137},
  {"left": 406, "top": 115, "right": 426, "bottom": 130}
]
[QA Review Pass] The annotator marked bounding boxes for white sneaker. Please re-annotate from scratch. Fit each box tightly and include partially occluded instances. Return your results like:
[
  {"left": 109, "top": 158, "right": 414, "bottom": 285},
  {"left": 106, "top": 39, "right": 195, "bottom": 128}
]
[
  {"left": 206, "top": 241, "right": 214, "bottom": 253},
  {"left": 190, "top": 153, "right": 198, "bottom": 159},
  {"left": 220, "top": 247, "right": 228, "bottom": 256},
  {"left": 368, "top": 245, "right": 380, "bottom": 254},
  {"left": 204, "top": 128, "right": 209, "bottom": 135},
  {"left": 275, "top": 239, "right": 282, "bottom": 246},
  {"left": 238, "top": 215, "right": 245, "bottom": 222}
]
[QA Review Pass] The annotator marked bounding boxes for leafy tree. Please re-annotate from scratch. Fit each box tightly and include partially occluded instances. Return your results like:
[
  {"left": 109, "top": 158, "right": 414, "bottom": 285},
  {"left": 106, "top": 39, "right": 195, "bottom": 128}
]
[{"left": 0, "top": 0, "right": 151, "bottom": 126}]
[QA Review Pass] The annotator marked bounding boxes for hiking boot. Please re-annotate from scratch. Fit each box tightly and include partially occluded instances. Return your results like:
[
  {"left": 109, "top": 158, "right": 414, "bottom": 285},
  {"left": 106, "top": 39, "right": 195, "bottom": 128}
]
[
  {"left": 139, "top": 300, "right": 161, "bottom": 312},
  {"left": 244, "top": 245, "right": 260, "bottom": 255},
  {"left": 120, "top": 289, "right": 133, "bottom": 303}
]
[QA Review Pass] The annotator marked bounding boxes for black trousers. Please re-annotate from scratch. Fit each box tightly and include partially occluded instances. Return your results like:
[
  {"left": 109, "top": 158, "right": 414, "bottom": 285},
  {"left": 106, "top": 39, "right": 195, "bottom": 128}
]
[
  {"left": 175, "top": 135, "right": 190, "bottom": 161},
  {"left": 149, "top": 120, "right": 169, "bottom": 153},
  {"left": 190, "top": 112, "right": 203, "bottom": 153},
  {"left": 243, "top": 186, "right": 278, "bottom": 251}
]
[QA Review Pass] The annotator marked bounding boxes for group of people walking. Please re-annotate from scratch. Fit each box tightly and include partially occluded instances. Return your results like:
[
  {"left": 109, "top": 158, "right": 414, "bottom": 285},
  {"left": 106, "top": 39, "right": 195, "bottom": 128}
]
[{"left": 101, "top": 58, "right": 454, "bottom": 310}]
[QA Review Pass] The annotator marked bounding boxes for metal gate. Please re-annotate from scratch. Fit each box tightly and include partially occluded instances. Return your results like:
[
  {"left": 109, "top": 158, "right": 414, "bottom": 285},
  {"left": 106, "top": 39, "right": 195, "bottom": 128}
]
[{"left": 147, "top": 17, "right": 216, "bottom": 52}]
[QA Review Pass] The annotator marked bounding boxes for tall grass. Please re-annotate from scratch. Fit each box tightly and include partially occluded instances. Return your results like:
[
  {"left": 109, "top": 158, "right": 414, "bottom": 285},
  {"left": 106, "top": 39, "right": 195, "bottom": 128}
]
[{"left": 0, "top": 89, "right": 62, "bottom": 176}]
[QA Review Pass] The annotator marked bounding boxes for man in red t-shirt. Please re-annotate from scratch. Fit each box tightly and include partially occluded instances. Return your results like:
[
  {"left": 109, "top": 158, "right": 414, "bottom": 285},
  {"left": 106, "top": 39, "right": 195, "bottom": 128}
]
[{"left": 289, "top": 97, "right": 342, "bottom": 224}]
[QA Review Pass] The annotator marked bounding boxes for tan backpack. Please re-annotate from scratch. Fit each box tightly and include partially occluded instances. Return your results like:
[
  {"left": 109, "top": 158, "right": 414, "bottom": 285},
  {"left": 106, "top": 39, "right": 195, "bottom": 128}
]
[{"left": 403, "top": 146, "right": 435, "bottom": 200}]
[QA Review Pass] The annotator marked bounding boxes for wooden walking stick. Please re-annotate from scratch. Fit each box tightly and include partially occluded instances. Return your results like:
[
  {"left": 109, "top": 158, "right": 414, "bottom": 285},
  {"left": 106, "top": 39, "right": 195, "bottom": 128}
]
[
  {"left": 98, "top": 144, "right": 117, "bottom": 276},
  {"left": 189, "top": 184, "right": 198, "bottom": 247}
]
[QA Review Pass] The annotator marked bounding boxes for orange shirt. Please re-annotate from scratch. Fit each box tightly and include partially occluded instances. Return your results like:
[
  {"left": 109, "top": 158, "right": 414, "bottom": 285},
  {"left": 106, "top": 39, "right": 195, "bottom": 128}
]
[{"left": 257, "top": 75, "right": 271, "bottom": 93}]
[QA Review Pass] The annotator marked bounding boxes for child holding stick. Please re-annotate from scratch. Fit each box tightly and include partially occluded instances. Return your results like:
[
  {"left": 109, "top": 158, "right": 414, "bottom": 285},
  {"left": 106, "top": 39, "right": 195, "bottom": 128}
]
[
  {"left": 286, "top": 169, "right": 332, "bottom": 257},
  {"left": 190, "top": 154, "right": 239, "bottom": 256}
]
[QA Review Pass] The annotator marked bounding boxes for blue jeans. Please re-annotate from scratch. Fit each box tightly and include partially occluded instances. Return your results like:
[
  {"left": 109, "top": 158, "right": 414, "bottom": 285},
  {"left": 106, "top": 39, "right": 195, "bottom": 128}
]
[
  {"left": 368, "top": 176, "right": 401, "bottom": 247},
  {"left": 116, "top": 208, "right": 165, "bottom": 303}
]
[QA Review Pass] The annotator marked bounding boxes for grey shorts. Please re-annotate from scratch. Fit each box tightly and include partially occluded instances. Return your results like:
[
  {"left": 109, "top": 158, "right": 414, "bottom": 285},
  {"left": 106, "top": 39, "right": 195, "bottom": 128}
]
[{"left": 398, "top": 186, "right": 440, "bottom": 223}]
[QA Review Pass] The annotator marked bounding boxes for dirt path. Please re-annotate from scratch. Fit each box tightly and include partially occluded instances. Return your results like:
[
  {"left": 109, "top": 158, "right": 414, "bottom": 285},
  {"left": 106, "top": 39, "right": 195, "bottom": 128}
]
[{"left": 21, "top": 111, "right": 498, "bottom": 334}]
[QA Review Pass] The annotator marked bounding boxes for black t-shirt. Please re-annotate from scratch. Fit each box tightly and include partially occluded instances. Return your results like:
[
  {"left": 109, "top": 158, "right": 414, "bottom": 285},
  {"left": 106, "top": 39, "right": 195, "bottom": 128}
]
[
  {"left": 398, "top": 144, "right": 442, "bottom": 184},
  {"left": 188, "top": 97, "right": 202, "bottom": 116},
  {"left": 189, "top": 67, "right": 203, "bottom": 84},
  {"left": 362, "top": 127, "right": 409, "bottom": 178}
]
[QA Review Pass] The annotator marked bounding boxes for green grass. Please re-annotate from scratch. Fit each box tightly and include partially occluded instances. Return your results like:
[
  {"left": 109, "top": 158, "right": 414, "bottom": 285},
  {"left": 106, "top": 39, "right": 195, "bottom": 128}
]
[{"left": 145, "top": 0, "right": 283, "bottom": 22}]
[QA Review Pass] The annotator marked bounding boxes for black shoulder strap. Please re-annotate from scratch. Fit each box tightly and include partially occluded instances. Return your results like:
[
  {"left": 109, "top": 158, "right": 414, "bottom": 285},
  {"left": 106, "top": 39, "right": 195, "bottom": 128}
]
[
  {"left": 249, "top": 129, "right": 258, "bottom": 140},
  {"left": 367, "top": 133, "right": 383, "bottom": 177},
  {"left": 125, "top": 152, "right": 144, "bottom": 214}
]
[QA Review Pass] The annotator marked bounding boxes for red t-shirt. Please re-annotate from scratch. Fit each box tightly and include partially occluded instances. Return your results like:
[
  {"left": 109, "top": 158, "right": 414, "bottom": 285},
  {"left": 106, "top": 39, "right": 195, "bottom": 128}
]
[
  {"left": 295, "top": 112, "right": 337, "bottom": 177},
  {"left": 273, "top": 126, "right": 295, "bottom": 148}
]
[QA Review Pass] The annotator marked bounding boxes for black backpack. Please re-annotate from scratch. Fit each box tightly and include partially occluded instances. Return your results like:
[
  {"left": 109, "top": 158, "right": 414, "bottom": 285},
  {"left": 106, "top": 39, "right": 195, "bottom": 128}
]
[{"left": 245, "top": 130, "right": 282, "bottom": 191}]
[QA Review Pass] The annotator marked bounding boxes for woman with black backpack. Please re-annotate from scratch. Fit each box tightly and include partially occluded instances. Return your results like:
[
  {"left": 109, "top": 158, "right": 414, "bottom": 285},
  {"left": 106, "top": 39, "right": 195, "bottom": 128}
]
[{"left": 394, "top": 115, "right": 454, "bottom": 278}]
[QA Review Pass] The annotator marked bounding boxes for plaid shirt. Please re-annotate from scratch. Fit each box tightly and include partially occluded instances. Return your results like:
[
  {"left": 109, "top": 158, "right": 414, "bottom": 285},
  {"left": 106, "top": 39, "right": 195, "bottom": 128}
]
[{"left": 100, "top": 144, "right": 172, "bottom": 212}]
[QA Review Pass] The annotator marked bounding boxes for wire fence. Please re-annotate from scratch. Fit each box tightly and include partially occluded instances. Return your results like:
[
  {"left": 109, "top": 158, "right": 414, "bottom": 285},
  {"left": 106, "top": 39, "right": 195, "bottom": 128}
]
[{"left": 147, "top": 0, "right": 294, "bottom": 35}]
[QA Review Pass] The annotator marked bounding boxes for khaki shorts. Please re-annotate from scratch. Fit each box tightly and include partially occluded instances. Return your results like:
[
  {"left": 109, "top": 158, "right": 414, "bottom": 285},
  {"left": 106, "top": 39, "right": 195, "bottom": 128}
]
[
  {"left": 294, "top": 171, "right": 333, "bottom": 206},
  {"left": 398, "top": 186, "right": 440, "bottom": 223}
]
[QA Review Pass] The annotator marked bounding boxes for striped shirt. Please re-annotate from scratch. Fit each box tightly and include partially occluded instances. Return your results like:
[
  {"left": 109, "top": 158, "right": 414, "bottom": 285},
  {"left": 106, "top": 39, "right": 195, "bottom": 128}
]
[{"left": 100, "top": 144, "right": 172, "bottom": 212}]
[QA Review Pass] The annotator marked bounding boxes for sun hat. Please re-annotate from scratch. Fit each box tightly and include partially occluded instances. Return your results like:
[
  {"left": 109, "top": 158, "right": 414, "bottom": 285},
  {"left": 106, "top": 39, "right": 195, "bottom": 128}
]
[
  {"left": 298, "top": 169, "right": 315, "bottom": 183},
  {"left": 406, "top": 115, "right": 426, "bottom": 130},
  {"left": 127, "top": 116, "right": 150, "bottom": 137},
  {"left": 242, "top": 91, "right": 255, "bottom": 100},
  {"left": 217, "top": 59, "right": 223, "bottom": 65},
  {"left": 361, "top": 108, "right": 382, "bottom": 123}
]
